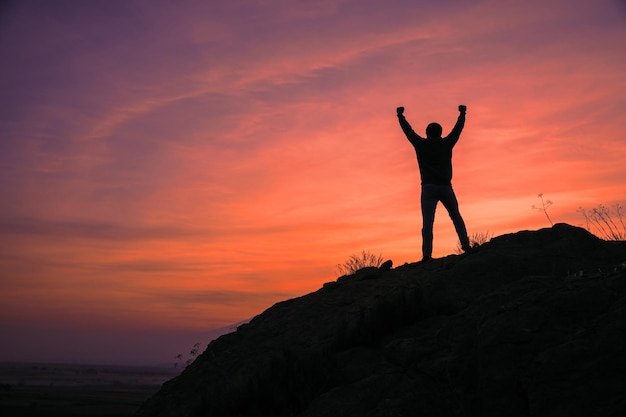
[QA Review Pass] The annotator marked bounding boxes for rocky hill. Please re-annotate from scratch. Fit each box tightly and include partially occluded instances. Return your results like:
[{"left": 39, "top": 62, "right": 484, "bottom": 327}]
[{"left": 136, "top": 224, "right": 626, "bottom": 417}]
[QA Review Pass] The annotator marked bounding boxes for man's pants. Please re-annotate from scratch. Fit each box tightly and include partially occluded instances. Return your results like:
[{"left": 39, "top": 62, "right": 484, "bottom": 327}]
[{"left": 421, "top": 184, "right": 469, "bottom": 258}]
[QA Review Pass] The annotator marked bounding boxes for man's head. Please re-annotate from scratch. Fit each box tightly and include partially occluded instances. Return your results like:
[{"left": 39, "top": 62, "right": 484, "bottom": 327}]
[{"left": 426, "top": 123, "right": 442, "bottom": 138}]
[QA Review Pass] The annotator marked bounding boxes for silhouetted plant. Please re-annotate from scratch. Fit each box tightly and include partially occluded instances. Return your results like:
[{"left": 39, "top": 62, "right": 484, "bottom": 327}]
[
  {"left": 336, "top": 250, "right": 384, "bottom": 276},
  {"left": 578, "top": 203, "right": 625, "bottom": 241},
  {"left": 455, "top": 231, "right": 493, "bottom": 254},
  {"left": 174, "top": 342, "right": 202, "bottom": 369},
  {"left": 532, "top": 193, "right": 554, "bottom": 226}
]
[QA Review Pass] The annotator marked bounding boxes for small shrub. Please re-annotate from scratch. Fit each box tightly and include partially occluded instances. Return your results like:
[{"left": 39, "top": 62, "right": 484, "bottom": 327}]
[{"left": 336, "top": 250, "right": 384, "bottom": 276}]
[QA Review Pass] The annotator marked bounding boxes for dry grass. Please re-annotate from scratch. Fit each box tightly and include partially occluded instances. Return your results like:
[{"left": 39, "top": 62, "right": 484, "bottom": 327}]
[{"left": 336, "top": 250, "right": 384, "bottom": 276}]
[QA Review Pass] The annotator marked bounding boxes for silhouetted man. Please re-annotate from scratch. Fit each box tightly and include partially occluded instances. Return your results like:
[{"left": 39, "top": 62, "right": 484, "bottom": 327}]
[{"left": 397, "top": 105, "right": 471, "bottom": 262}]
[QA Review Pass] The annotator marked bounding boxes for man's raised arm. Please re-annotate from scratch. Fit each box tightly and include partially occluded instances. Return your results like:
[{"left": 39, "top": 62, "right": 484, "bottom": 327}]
[
  {"left": 446, "top": 105, "right": 466, "bottom": 145},
  {"left": 397, "top": 106, "right": 423, "bottom": 145}
]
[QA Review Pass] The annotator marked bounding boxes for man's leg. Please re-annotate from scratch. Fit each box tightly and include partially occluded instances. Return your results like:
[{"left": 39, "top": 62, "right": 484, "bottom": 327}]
[
  {"left": 440, "top": 185, "right": 470, "bottom": 249},
  {"left": 420, "top": 185, "right": 438, "bottom": 259}
]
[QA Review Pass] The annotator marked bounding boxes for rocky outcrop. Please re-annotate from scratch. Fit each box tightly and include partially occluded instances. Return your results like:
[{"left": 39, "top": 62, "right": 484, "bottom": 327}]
[{"left": 136, "top": 224, "right": 626, "bottom": 417}]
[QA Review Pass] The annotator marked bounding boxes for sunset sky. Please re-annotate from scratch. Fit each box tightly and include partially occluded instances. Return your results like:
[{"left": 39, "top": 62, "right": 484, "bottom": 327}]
[{"left": 1, "top": 0, "right": 625, "bottom": 365}]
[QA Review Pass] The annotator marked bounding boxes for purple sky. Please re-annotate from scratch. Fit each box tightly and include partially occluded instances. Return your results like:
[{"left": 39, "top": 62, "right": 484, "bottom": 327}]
[{"left": 1, "top": 0, "right": 625, "bottom": 365}]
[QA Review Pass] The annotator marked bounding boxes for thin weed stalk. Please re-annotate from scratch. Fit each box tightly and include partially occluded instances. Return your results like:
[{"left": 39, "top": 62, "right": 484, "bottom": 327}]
[{"left": 532, "top": 193, "right": 553, "bottom": 226}]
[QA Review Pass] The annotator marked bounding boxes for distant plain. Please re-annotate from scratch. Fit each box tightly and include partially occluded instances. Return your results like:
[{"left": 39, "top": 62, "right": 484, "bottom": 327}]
[{"left": 0, "top": 362, "right": 179, "bottom": 417}]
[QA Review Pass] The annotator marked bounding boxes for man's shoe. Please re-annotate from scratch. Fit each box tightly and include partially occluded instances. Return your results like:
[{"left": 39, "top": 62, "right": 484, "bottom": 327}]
[
  {"left": 462, "top": 243, "right": 479, "bottom": 254},
  {"left": 418, "top": 256, "right": 433, "bottom": 264}
]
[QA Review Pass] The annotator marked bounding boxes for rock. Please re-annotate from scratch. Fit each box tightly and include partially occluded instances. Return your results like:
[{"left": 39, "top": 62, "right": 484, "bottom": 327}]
[
  {"left": 379, "top": 259, "right": 393, "bottom": 271},
  {"left": 136, "top": 224, "right": 626, "bottom": 417}
]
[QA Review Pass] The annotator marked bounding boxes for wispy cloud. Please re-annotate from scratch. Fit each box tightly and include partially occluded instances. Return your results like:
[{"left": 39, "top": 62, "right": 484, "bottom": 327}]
[{"left": 0, "top": 0, "right": 624, "bottom": 364}]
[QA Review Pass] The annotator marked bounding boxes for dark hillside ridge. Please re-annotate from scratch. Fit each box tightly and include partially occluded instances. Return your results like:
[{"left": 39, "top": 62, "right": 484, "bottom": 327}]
[{"left": 136, "top": 224, "right": 626, "bottom": 417}]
